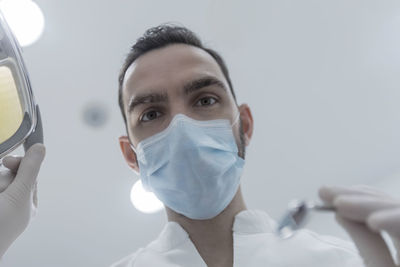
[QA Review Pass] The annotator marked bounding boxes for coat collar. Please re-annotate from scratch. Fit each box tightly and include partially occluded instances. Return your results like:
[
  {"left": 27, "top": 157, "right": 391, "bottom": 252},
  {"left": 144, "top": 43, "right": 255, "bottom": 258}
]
[
  {"left": 147, "top": 221, "right": 189, "bottom": 252},
  {"left": 147, "top": 210, "right": 276, "bottom": 252},
  {"left": 232, "top": 209, "right": 277, "bottom": 235}
]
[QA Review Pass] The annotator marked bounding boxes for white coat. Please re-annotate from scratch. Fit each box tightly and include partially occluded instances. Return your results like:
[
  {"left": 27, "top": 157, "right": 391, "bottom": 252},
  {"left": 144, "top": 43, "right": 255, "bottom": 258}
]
[{"left": 111, "top": 210, "right": 364, "bottom": 267}]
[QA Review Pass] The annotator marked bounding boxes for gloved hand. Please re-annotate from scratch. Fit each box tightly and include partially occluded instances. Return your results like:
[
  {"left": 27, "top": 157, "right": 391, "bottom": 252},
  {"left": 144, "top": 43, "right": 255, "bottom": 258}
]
[
  {"left": 0, "top": 144, "right": 45, "bottom": 258},
  {"left": 319, "top": 185, "right": 400, "bottom": 267}
]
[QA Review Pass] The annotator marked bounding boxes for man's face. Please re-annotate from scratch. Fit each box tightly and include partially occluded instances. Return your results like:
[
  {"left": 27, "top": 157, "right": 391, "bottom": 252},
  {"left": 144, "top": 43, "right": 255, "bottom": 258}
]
[
  {"left": 120, "top": 44, "right": 253, "bottom": 171},
  {"left": 124, "top": 44, "right": 241, "bottom": 143}
]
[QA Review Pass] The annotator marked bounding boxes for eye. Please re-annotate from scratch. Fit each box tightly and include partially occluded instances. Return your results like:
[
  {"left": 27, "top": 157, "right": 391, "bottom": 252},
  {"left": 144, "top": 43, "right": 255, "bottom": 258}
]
[
  {"left": 140, "top": 110, "right": 162, "bottom": 122},
  {"left": 195, "top": 96, "right": 217, "bottom": 107}
]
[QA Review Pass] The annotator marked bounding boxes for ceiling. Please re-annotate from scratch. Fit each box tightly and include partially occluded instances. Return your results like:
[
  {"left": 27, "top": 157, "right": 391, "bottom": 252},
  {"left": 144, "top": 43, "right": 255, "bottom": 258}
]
[{"left": 2, "top": 0, "right": 400, "bottom": 266}]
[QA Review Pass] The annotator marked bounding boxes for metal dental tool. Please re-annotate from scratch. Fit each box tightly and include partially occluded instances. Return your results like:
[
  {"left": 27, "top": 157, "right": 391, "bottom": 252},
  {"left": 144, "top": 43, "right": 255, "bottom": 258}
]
[{"left": 276, "top": 200, "right": 335, "bottom": 239}]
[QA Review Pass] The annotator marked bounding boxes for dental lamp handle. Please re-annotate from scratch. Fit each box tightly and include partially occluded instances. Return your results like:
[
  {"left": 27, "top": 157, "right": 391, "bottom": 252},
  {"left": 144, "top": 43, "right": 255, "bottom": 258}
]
[{"left": 24, "top": 104, "right": 44, "bottom": 151}]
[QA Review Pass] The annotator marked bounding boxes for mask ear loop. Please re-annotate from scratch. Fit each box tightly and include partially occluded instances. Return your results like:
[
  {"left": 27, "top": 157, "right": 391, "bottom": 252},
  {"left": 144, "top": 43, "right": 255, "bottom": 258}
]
[
  {"left": 128, "top": 142, "right": 141, "bottom": 176},
  {"left": 231, "top": 111, "right": 240, "bottom": 127},
  {"left": 130, "top": 143, "right": 137, "bottom": 153}
]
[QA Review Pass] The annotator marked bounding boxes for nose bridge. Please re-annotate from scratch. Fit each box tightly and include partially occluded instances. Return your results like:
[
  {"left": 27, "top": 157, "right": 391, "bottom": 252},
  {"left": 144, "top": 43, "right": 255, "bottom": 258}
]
[
  {"left": 170, "top": 102, "right": 186, "bottom": 117},
  {"left": 168, "top": 96, "right": 192, "bottom": 120}
]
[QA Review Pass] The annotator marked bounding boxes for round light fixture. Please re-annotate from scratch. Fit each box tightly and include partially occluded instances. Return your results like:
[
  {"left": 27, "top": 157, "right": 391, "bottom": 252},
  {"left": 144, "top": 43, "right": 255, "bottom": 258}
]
[
  {"left": 130, "top": 180, "right": 163, "bottom": 214},
  {"left": 0, "top": 0, "right": 45, "bottom": 46},
  {"left": 82, "top": 102, "right": 109, "bottom": 128}
]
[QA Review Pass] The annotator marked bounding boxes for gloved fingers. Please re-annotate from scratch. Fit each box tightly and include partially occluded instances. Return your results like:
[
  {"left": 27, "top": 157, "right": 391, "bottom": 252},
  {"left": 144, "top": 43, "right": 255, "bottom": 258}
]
[
  {"left": 333, "top": 195, "right": 399, "bottom": 223},
  {"left": 32, "top": 182, "right": 38, "bottom": 209},
  {"left": 0, "top": 169, "right": 14, "bottom": 193},
  {"left": 30, "top": 182, "right": 38, "bottom": 218},
  {"left": 393, "top": 238, "right": 400, "bottom": 264},
  {"left": 319, "top": 185, "right": 390, "bottom": 206},
  {"left": 367, "top": 208, "right": 400, "bottom": 238},
  {"left": 2, "top": 156, "right": 22, "bottom": 173},
  {"left": 335, "top": 214, "right": 396, "bottom": 267},
  {"left": 351, "top": 184, "right": 389, "bottom": 195},
  {"left": 5, "top": 144, "right": 45, "bottom": 194}
]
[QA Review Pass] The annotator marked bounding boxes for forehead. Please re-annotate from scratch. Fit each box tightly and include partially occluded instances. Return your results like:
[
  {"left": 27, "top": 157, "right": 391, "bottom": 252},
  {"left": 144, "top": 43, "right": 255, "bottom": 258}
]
[{"left": 122, "top": 44, "right": 228, "bottom": 105}]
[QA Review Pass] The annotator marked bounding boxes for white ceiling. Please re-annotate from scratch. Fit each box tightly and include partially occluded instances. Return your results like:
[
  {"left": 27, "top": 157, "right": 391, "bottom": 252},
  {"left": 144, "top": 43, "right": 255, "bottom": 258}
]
[{"left": 2, "top": 0, "right": 400, "bottom": 266}]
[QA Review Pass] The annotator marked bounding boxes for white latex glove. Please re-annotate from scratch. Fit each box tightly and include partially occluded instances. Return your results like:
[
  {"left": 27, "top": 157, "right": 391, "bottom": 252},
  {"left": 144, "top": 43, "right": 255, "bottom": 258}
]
[
  {"left": 319, "top": 185, "right": 400, "bottom": 267},
  {"left": 0, "top": 144, "right": 45, "bottom": 258}
]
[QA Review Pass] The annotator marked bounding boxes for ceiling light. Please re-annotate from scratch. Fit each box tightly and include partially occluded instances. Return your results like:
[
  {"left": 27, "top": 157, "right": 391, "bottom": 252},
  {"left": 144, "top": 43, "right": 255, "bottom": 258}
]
[
  {"left": 0, "top": 0, "right": 45, "bottom": 46},
  {"left": 130, "top": 180, "right": 163, "bottom": 214}
]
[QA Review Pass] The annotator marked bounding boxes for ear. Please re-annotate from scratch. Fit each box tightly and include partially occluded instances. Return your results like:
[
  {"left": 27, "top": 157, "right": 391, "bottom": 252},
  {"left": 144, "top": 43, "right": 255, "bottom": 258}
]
[
  {"left": 119, "top": 136, "right": 140, "bottom": 174},
  {"left": 238, "top": 104, "right": 254, "bottom": 146}
]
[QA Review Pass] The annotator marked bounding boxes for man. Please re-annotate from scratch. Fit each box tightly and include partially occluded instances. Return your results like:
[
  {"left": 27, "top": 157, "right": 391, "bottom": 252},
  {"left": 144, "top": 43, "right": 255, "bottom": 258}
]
[
  {"left": 113, "top": 25, "right": 400, "bottom": 266},
  {"left": 0, "top": 25, "right": 399, "bottom": 267}
]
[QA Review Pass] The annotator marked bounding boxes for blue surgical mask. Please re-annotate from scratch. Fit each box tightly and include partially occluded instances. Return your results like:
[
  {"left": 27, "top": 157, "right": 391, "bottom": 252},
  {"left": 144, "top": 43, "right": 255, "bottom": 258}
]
[{"left": 132, "top": 113, "right": 245, "bottom": 220}]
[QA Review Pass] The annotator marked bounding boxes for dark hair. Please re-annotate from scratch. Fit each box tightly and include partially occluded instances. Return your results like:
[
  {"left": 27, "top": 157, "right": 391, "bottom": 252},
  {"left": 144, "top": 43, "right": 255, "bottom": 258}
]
[{"left": 118, "top": 24, "right": 237, "bottom": 124}]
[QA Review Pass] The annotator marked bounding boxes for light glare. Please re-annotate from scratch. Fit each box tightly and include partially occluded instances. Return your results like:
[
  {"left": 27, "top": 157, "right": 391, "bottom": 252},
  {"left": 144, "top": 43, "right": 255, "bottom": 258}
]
[
  {"left": 130, "top": 180, "right": 163, "bottom": 214},
  {"left": 0, "top": 0, "right": 45, "bottom": 46}
]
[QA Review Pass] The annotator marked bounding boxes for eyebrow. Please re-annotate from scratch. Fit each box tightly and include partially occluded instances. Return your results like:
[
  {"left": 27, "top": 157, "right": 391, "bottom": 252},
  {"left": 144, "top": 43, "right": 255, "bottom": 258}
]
[
  {"left": 183, "top": 76, "right": 227, "bottom": 95},
  {"left": 127, "top": 76, "right": 227, "bottom": 113},
  {"left": 128, "top": 92, "right": 168, "bottom": 114}
]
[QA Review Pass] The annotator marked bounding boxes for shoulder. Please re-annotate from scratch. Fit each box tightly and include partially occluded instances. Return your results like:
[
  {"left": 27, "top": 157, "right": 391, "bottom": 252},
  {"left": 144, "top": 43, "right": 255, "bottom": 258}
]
[
  {"left": 234, "top": 210, "right": 364, "bottom": 266},
  {"left": 110, "top": 247, "right": 163, "bottom": 267},
  {"left": 238, "top": 209, "right": 358, "bottom": 254},
  {"left": 109, "top": 221, "right": 189, "bottom": 267},
  {"left": 289, "top": 229, "right": 364, "bottom": 266},
  {"left": 109, "top": 248, "right": 148, "bottom": 267},
  {"left": 300, "top": 229, "right": 357, "bottom": 253}
]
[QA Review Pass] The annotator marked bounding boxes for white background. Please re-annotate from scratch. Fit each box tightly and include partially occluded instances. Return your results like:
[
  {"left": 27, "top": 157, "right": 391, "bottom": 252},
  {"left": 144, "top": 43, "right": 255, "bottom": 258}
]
[{"left": 2, "top": 0, "right": 400, "bottom": 266}]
